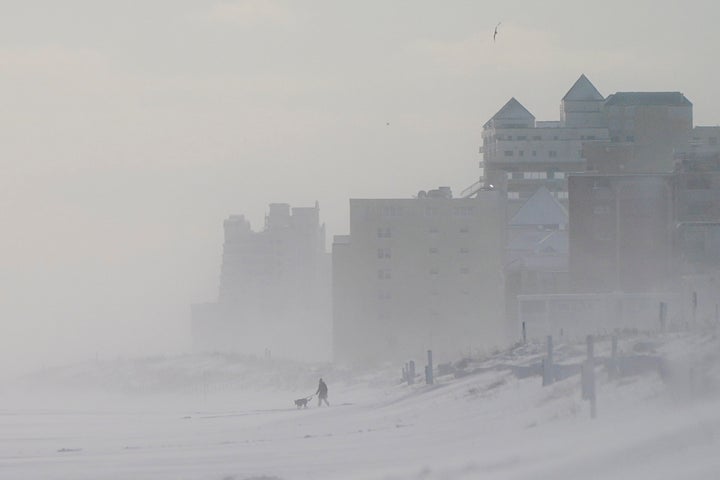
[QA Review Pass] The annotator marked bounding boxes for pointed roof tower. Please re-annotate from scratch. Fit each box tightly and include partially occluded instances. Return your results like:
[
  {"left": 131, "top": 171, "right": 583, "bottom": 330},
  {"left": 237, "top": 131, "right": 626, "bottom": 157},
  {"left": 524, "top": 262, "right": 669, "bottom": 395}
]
[
  {"left": 561, "top": 75, "right": 606, "bottom": 127},
  {"left": 484, "top": 97, "right": 535, "bottom": 129},
  {"left": 509, "top": 186, "right": 568, "bottom": 227},
  {"left": 562, "top": 74, "right": 604, "bottom": 102}
]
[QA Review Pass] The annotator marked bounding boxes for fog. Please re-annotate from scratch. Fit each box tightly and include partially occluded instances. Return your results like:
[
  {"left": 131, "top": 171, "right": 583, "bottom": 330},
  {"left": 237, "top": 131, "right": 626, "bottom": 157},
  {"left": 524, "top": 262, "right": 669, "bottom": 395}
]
[
  {"left": 2, "top": 0, "right": 720, "bottom": 378},
  {"left": 2, "top": 2, "right": 720, "bottom": 477}
]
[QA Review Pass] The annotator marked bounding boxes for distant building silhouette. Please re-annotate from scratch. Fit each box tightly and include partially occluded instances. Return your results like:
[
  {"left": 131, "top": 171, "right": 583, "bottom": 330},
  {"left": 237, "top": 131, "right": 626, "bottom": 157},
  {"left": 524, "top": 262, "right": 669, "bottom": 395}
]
[
  {"left": 472, "top": 74, "right": 720, "bottom": 341},
  {"left": 192, "top": 202, "right": 330, "bottom": 360}
]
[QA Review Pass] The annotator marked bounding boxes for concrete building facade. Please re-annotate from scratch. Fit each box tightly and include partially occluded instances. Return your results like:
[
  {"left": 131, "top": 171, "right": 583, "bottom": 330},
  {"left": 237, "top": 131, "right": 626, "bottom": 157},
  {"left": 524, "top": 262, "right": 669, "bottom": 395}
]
[
  {"left": 478, "top": 75, "right": 696, "bottom": 209},
  {"left": 193, "top": 202, "right": 331, "bottom": 360},
  {"left": 568, "top": 174, "right": 675, "bottom": 294},
  {"left": 479, "top": 75, "right": 610, "bottom": 211},
  {"left": 332, "top": 187, "right": 506, "bottom": 366}
]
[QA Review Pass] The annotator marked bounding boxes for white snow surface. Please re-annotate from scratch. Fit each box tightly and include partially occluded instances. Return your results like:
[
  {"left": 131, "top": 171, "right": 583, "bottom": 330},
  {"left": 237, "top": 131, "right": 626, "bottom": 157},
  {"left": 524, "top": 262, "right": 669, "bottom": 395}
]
[{"left": 2, "top": 332, "right": 720, "bottom": 480}]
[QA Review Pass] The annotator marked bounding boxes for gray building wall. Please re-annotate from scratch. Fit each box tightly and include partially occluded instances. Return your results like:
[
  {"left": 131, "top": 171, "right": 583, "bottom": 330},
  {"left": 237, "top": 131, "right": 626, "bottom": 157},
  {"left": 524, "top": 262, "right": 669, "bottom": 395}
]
[
  {"left": 193, "top": 202, "right": 331, "bottom": 360},
  {"left": 568, "top": 174, "right": 675, "bottom": 294},
  {"left": 332, "top": 188, "right": 507, "bottom": 366}
]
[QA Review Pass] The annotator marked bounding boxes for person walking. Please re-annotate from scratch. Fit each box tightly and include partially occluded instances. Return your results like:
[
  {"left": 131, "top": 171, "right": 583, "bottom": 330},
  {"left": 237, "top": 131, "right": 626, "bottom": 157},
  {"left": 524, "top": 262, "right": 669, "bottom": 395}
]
[{"left": 316, "top": 378, "right": 329, "bottom": 407}]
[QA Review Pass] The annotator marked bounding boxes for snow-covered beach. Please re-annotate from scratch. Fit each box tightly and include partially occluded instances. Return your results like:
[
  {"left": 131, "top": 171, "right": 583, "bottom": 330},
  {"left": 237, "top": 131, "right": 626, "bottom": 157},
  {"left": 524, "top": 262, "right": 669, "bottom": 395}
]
[{"left": 2, "top": 331, "right": 719, "bottom": 480}]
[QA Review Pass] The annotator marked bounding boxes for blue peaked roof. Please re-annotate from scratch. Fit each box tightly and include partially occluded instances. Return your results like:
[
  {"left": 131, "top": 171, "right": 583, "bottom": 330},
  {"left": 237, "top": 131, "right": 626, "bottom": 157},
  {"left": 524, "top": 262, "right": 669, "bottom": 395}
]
[
  {"left": 562, "top": 74, "right": 604, "bottom": 101},
  {"left": 484, "top": 97, "right": 535, "bottom": 128},
  {"left": 509, "top": 186, "right": 568, "bottom": 227}
]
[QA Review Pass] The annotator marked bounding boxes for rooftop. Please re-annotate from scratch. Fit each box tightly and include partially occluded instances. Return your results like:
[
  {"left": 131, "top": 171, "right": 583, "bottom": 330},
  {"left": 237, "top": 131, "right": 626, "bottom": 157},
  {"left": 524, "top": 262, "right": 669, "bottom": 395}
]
[{"left": 604, "top": 92, "right": 692, "bottom": 107}]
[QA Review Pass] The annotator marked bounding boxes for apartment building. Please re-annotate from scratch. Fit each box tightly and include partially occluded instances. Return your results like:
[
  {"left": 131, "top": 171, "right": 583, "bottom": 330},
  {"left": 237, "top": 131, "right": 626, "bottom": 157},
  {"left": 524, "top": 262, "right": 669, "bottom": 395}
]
[
  {"left": 479, "top": 75, "right": 609, "bottom": 212},
  {"left": 193, "top": 202, "right": 331, "bottom": 360},
  {"left": 332, "top": 187, "right": 506, "bottom": 366}
]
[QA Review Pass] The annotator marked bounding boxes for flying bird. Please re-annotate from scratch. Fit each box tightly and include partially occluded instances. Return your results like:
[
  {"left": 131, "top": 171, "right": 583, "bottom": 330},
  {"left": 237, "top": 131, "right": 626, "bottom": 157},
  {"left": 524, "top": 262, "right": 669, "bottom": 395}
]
[{"left": 493, "top": 22, "right": 501, "bottom": 42}]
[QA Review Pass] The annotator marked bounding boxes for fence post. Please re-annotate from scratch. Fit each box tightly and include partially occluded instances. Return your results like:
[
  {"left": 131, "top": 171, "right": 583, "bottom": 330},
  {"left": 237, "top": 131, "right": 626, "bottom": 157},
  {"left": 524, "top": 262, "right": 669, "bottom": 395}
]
[
  {"left": 542, "top": 336, "right": 554, "bottom": 386},
  {"left": 409, "top": 360, "right": 415, "bottom": 385},
  {"left": 659, "top": 302, "right": 667, "bottom": 332},
  {"left": 522, "top": 321, "right": 527, "bottom": 344},
  {"left": 425, "top": 350, "right": 434, "bottom": 385},
  {"left": 609, "top": 335, "right": 618, "bottom": 380},
  {"left": 583, "top": 335, "right": 597, "bottom": 419}
]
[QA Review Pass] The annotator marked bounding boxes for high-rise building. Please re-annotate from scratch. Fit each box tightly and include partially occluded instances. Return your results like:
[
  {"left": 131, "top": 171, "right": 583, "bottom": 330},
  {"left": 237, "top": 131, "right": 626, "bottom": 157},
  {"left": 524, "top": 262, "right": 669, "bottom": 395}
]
[
  {"left": 332, "top": 187, "right": 506, "bottom": 366},
  {"left": 479, "top": 75, "right": 610, "bottom": 213},
  {"left": 476, "top": 75, "right": 696, "bottom": 210},
  {"left": 568, "top": 174, "right": 675, "bottom": 294},
  {"left": 192, "top": 202, "right": 330, "bottom": 360},
  {"left": 587, "top": 92, "right": 693, "bottom": 173}
]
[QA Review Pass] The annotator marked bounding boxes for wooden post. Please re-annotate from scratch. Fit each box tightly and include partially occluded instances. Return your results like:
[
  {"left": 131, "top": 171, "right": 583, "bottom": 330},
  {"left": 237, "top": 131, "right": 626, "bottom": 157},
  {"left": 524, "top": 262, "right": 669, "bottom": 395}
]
[
  {"left": 610, "top": 335, "right": 618, "bottom": 379},
  {"left": 543, "top": 336, "right": 554, "bottom": 386},
  {"left": 426, "top": 350, "right": 434, "bottom": 385},
  {"left": 586, "top": 335, "right": 596, "bottom": 419},
  {"left": 522, "top": 321, "right": 527, "bottom": 344},
  {"left": 659, "top": 302, "right": 667, "bottom": 332},
  {"left": 408, "top": 360, "right": 415, "bottom": 385}
]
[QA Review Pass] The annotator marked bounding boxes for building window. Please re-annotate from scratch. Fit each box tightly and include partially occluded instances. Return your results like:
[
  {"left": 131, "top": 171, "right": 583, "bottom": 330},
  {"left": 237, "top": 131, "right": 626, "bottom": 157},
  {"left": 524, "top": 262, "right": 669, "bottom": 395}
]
[
  {"left": 519, "top": 150, "right": 525, "bottom": 157},
  {"left": 626, "top": 136, "right": 634, "bottom": 142},
  {"left": 460, "top": 267, "right": 470, "bottom": 274},
  {"left": 459, "top": 226, "right": 470, "bottom": 234},
  {"left": 506, "top": 172, "right": 513, "bottom": 179},
  {"left": 549, "top": 150, "right": 557, "bottom": 158},
  {"left": 382, "top": 206, "right": 403, "bottom": 217},
  {"left": 378, "top": 269, "right": 391, "bottom": 280},
  {"left": 511, "top": 172, "right": 523, "bottom": 179},
  {"left": 710, "top": 137, "right": 718, "bottom": 145},
  {"left": 553, "top": 136, "right": 559, "bottom": 140},
  {"left": 525, "top": 172, "right": 547, "bottom": 179},
  {"left": 508, "top": 192, "right": 520, "bottom": 200},
  {"left": 504, "top": 150, "right": 514, "bottom": 157},
  {"left": 377, "top": 227, "right": 392, "bottom": 238},
  {"left": 430, "top": 268, "right": 439, "bottom": 276},
  {"left": 378, "top": 290, "right": 392, "bottom": 300},
  {"left": 507, "top": 135, "right": 513, "bottom": 140},
  {"left": 453, "top": 206, "right": 475, "bottom": 216},
  {"left": 532, "top": 150, "right": 537, "bottom": 157},
  {"left": 593, "top": 205, "right": 612, "bottom": 214},
  {"left": 533, "top": 135, "right": 541, "bottom": 141},
  {"left": 429, "top": 247, "right": 438, "bottom": 254},
  {"left": 425, "top": 207, "right": 439, "bottom": 216},
  {"left": 460, "top": 247, "right": 469, "bottom": 254},
  {"left": 429, "top": 226, "right": 439, "bottom": 234},
  {"left": 377, "top": 248, "right": 391, "bottom": 259},
  {"left": 517, "top": 135, "right": 527, "bottom": 140},
  {"left": 557, "top": 191, "right": 569, "bottom": 200}
]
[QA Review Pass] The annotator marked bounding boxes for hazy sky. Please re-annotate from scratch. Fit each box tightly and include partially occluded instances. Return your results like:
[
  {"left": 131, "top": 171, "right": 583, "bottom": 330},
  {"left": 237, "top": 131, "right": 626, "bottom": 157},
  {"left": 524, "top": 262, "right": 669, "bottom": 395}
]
[{"left": 1, "top": 0, "right": 719, "bottom": 378}]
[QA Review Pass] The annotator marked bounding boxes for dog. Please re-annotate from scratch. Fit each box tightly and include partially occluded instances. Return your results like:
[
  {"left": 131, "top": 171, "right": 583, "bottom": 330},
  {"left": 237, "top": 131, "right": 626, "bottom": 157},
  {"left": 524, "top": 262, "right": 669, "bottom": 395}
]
[{"left": 294, "top": 395, "right": 313, "bottom": 409}]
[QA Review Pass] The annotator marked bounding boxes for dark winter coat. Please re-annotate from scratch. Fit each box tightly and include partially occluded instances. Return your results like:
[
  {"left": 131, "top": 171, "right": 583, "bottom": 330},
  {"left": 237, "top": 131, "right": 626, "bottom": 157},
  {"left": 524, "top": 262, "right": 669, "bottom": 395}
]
[{"left": 316, "top": 379, "right": 328, "bottom": 398}]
